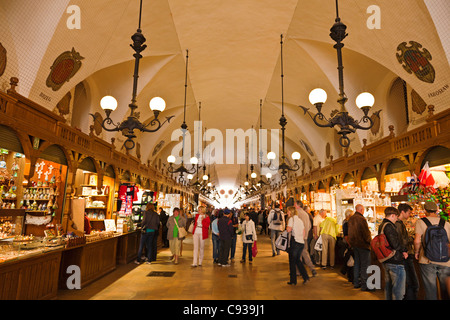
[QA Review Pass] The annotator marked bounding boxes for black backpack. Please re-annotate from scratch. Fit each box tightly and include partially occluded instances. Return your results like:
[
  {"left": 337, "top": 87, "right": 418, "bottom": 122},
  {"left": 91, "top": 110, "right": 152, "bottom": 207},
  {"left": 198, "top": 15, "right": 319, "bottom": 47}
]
[
  {"left": 272, "top": 209, "right": 282, "bottom": 226},
  {"left": 422, "top": 218, "right": 450, "bottom": 262}
]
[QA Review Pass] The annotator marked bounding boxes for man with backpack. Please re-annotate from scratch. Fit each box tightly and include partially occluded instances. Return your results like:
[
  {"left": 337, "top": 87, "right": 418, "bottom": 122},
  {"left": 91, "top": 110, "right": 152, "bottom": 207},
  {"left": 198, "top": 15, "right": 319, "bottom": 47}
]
[
  {"left": 268, "top": 203, "right": 285, "bottom": 256},
  {"left": 414, "top": 201, "right": 450, "bottom": 300},
  {"left": 377, "top": 207, "right": 408, "bottom": 300}
]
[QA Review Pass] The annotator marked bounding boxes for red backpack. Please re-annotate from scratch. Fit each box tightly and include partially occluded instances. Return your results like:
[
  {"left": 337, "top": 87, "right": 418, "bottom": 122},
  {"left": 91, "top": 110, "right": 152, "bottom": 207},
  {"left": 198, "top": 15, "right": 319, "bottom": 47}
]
[{"left": 371, "top": 222, "right": 396, "bottom": 263}]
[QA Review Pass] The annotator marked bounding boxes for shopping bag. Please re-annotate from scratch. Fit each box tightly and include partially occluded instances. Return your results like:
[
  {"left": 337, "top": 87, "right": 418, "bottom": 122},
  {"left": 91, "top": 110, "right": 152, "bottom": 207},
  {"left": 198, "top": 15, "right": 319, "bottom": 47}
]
[
  {"left": 275, "top": 230, "right": 291, "bottom": 252},
  {"left": 314, "top": 235, "right": 323, "bottom": 251},
  {"left": 252, "top": 241, "right": 258, "bottom": 258}
]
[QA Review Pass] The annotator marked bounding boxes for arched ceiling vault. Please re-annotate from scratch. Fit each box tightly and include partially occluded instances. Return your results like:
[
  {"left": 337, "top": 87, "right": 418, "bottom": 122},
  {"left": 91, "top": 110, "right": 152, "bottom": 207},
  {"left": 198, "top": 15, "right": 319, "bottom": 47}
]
[{"left": 1, "top": 0, "right": 449, "bottom": 190}]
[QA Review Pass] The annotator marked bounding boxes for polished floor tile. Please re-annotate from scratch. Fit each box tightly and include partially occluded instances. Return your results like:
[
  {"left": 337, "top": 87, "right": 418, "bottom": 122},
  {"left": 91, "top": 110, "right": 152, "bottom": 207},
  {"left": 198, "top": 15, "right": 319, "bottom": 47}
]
[{"left": 57, "top": 233, "right": 384, "bottom": 300}]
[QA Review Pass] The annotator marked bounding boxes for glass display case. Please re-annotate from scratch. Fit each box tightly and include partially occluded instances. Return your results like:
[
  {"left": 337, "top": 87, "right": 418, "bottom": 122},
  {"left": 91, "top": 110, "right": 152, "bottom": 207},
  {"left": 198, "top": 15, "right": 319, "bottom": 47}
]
[{"left": 0, "top": 208, "right": 25, "bottom": 240}]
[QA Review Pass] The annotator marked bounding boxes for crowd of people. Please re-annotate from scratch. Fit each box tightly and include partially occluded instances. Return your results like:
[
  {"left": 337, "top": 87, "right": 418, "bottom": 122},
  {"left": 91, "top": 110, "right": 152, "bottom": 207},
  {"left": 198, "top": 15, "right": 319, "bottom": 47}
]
[{"left": 133, "top": 199, "right": 450, "bottom": 300}]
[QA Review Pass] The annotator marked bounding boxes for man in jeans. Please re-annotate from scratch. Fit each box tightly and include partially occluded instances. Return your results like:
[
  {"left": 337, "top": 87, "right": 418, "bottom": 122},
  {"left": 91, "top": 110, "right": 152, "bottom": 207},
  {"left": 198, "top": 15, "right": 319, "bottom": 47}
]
[
  {"left": 218, "top": 209, "right": 234, "bottom": 267},
  {"left": 379, "top": 207, "right": 408, "bottom": 300},
  {"left": 268, "top": 203, "right": 285, "bottom": 256},
  {"left": 348, "top": 204, "right": 373, "bottom": 291},
  {"left": 414, "top": 201, "right": 450, "bottom": 299},
  {"left": 396, "top": 203, "right": 419, "bottom": 299}
]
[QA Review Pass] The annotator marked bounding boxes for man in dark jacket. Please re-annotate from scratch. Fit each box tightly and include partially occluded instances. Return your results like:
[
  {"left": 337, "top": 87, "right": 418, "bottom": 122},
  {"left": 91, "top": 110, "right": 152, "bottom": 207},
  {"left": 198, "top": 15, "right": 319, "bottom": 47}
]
[
  {"left": 396, "top": 203, "right": 419, "bottom": 300},
  {"left": 218, "top": 209, "right": 234, "bottom": 266},
  {"left": 159, "top": 207, "right": 169, "bottom": 247},
  {"left": 348, "top": 204, "right": 373, "bottom": 291},
  {"left": 135, "top": 203, "right": 160, "bottom": 264},
  {"left": 379, "top": 206, "right": 408, "bottom": 300}
]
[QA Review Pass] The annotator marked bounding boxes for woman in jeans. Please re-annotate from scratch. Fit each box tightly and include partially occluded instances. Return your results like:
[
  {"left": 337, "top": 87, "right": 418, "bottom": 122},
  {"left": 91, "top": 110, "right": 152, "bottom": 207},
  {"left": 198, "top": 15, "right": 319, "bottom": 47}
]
[
  {"left": 240, "top": 212, "right": 257, "bottom": 264},
  {"left": 135, "top": 203, "right": 160, "bottom": 264},
  {"left": 286, "top": 206, "right": 310, "bottom": 285},
  {"left": 211, "top": 210, "right": 222, "bottom": 263}
]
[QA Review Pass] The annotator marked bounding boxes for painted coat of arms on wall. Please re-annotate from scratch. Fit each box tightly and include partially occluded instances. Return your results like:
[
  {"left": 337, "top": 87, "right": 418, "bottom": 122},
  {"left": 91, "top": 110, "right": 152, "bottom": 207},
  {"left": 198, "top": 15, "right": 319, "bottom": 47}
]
[
  {"left": 396, "top": 41, "right": 435, "bottom": 84},
  {"left": 46, "top": 48, "right": 84, "bottom": 91}
]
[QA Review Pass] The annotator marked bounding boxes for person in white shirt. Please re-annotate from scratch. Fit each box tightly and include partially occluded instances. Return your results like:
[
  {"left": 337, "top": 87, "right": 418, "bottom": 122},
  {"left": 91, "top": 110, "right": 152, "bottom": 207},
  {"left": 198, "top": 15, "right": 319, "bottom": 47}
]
[
  {"left": 268, "top": 203, "right": 285, "bottom": 256},
  {"left": 191, "top": 206, "right": 210, "bottom": 267},
  {"left": 286, "top": 206, "right": 310, "bottom": 285},
  {"left": 295, "top": 201, "right": 317, "bottom": 277},
  {"left": 240, "top": 212, "right": 257, "bottom": 263}
]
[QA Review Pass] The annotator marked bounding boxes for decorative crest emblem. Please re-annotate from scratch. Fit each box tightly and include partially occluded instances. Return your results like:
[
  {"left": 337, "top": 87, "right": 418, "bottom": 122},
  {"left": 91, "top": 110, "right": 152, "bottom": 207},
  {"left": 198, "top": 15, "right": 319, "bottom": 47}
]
[
  {"left": 46, "top": 48, "right": 84, "bottom": 91},
  {"left": 396, "top": 41, "right": 435, "bottom": 83}
]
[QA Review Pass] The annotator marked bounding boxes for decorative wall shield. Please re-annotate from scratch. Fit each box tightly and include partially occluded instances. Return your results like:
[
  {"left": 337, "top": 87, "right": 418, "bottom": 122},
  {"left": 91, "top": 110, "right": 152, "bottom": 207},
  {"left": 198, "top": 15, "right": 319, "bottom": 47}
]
[
  {"left": 46, "top": 48, "right": 84, "bottom": 91},
  {"left": 370, "top": 110, "right": 382, "bottom": 135},
  {"left": 411, "top": 89, "right": 427, "bottom": 115},
  {"left": 396, "top": 41, "right": 435, "bottom": 84},
  {"left": 0, "top": 43, "right": 6, "bottom": 77}
]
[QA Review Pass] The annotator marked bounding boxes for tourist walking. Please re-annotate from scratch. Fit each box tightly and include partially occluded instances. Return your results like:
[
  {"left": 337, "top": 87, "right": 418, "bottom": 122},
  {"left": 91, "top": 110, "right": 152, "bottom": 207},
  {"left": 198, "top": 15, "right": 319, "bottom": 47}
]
[
  {"left": 218, "top": 209, "right": 234, "bottom": 266},
  {"left": 192, "top": 205, "right": 211, "bottom": 267},
  {"left": 319, "top": 212, "right": 339, "bottom": 270},
  {"left": 414, "top": 201, "right": 450, "bottom": 300},
  {"left": 311, "top": 209, "right": 326, "bottom": 264},
  {"left": 396, "top": 203, "right": 419, "bottom": 300},
  {"left": 379, "top": 206, "right": 408, "bottom": 300},
  {"left": 166, "top": 207, "right": 186, "bottom": 264},
  {"left": 348, "top": 204, "right": 373, "bottom": 291},
  {"left": 241, "top": 212, "right": 257, "bottom": 263},
  {"left": 211, "top": 210, "right": 222, "bottom": 263},
  {"left": 268, "top": 203, "right": 285, "bottom": 256},
  {"left": 286, "top": 206, "right": 310, "bottom": 285},
  {"left": 295, "top": 201, "right": 317, "bottom": 277},
  {"left": 135, "top": 203, "right": 160, "bottom": 264}
]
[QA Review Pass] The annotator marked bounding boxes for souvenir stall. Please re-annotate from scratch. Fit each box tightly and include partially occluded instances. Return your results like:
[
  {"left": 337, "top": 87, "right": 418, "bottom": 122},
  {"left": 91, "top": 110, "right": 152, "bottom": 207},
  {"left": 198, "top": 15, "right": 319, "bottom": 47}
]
[{"left": 73, "top": 157, "right": 114, "bottom": 233}]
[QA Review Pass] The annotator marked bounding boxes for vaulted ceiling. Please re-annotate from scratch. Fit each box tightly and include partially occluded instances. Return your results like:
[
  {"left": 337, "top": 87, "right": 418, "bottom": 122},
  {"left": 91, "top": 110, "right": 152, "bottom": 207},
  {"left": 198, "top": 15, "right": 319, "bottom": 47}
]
[{"left": 1, "top": 0, "right": 449, "bottom": 193}]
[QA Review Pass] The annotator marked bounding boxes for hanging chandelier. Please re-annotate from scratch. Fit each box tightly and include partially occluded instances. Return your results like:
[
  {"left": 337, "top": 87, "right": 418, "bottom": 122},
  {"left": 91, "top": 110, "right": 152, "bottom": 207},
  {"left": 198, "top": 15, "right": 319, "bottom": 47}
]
[
  {"left": 266, "top": 35, "right": 301, "bottom": 182},
  {"left": 166, "top": 50, "right": 199, "bottom": 182},
  {"left": 91, "top": 0, "right": 173, "bottom": 150},
  {"left": 299, "top": 0, "right": 379, "bottom": 148}
]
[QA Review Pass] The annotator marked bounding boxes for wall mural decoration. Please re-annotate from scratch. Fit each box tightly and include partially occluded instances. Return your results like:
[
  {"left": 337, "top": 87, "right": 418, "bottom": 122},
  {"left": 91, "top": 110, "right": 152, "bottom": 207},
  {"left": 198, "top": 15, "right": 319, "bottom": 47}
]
[
  {"left": 369, "top": 110, "right": 382, "bottom": 136},
  {"left": 56, "top": 91, "right": 72, "bottom": 117},
  {"left": 396, "top": 41, "right": 435, "bottom": 84},
  {"left": 152, "top": 140, "right": 165, "bottom": 157},
  {"left": 0, "top": 43, "right": 6, "bottom": 77},
  {"left": 46, "top": 48, "right": 84, "bottom": 91},
  {"left": 411, "top": 89, "right": 427, "bottom": 115},
  {"left": 300, "top": 139, "right": 314, "bottom": 157}
]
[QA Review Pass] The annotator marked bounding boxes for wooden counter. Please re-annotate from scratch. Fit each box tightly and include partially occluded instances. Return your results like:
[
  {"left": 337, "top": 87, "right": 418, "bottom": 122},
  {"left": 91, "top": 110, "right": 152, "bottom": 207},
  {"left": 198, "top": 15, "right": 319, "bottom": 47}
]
[
  {"left": 59, "top": 236, "right": 118, "bottom": 289},
  {"left": 116, "top": 231, "right": 140, "bottom": 264},
  {"left": 0, "top": 248, "right": 62, "bottom": 300}
]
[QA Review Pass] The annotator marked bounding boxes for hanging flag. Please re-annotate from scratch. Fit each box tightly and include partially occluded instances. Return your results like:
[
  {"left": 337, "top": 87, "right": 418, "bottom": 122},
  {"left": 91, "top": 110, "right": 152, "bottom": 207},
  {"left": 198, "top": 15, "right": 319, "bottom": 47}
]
[{"left": 418, "top": 161, "right": 435, "bottom": 187}]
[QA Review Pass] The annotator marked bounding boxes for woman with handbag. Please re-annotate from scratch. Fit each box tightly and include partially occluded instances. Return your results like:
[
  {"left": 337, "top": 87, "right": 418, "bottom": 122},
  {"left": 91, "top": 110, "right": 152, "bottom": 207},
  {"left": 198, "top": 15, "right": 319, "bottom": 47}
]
[
  {"left": 286, "top": 206, "right": 310, "bottom": 285},
  {"left": 192, "top": 205, "right": 211, "bottom": 267},
  {"left": 166, "top": 207, "right": 186, "bottom": 264},
  {"left": 240, "top": 212, "right": 257, "bottom": 264}
]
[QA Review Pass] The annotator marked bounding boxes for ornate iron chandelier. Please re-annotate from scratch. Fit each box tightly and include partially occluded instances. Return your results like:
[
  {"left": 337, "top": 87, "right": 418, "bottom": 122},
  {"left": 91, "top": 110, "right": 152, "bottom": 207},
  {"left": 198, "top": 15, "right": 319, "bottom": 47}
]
[
  {"left": 167, "top": 50, "right": 199, "bottom": 182},
  {"left": 299, "top": 0, "right": 378, "bottom": 148},
  {"left": 267, "top": 35, "right": 301, "bottom": 182},
  {"left": 91, "top": 0, "right": 173, "bottom": 150}
]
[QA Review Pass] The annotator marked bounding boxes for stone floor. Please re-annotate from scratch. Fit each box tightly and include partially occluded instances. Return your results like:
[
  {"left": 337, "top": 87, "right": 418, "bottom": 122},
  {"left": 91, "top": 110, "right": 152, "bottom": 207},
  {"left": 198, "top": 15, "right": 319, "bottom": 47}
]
[{"left": 57, "top": 232, "right": 384, "bottom": 300}]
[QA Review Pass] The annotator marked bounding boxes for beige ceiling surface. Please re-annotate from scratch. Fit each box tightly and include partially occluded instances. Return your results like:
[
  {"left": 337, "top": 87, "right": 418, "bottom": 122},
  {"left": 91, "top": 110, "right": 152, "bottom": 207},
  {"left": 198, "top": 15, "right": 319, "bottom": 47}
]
[{"left": 0, "top": 0, "right": 449, "bottom": 191}]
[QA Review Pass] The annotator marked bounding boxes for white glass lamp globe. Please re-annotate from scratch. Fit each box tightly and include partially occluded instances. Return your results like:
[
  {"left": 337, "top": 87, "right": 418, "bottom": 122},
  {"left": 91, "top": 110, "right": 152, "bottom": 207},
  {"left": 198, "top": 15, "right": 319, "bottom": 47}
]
[
  {"left": 291, "top": 151, "right": 301, "bottom": 161},
  {"left": 207, "top": 182, "right": 212, "bottom": 187},
  {"left": 187, "top": 174, "right": 193, "bottom": 180},
  {"left": 190, "top": 157, "right": 199, "bottom": 165},
  {"left": 251, "top": 172, "right": 257, "bottom": 179},
  {"left": 355, "top": 92, "right": 375, "bottom": 109},
  {"left": 167, "top": 155, "right": 176, "bottom": 164},
  {"left": 309, "top": 88, "right": 327, "bottom": 105},
  {"left": 266, "top": 172, "right": 272, "bottom": 179},
  {"left": 100, "top": 95, "right": 118, "bottom": 111},
  {"left": 203, "top": 174, "right": 209, "bottom": 181},
  {"left": 149, "top": 97, "right": 166, "bottom": 112},
  {"left": 267, "top": 151, "right": 276, "bottom": 160},
  {"left": 244, "top": 181, "right": 249, "bottom": 186}
]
